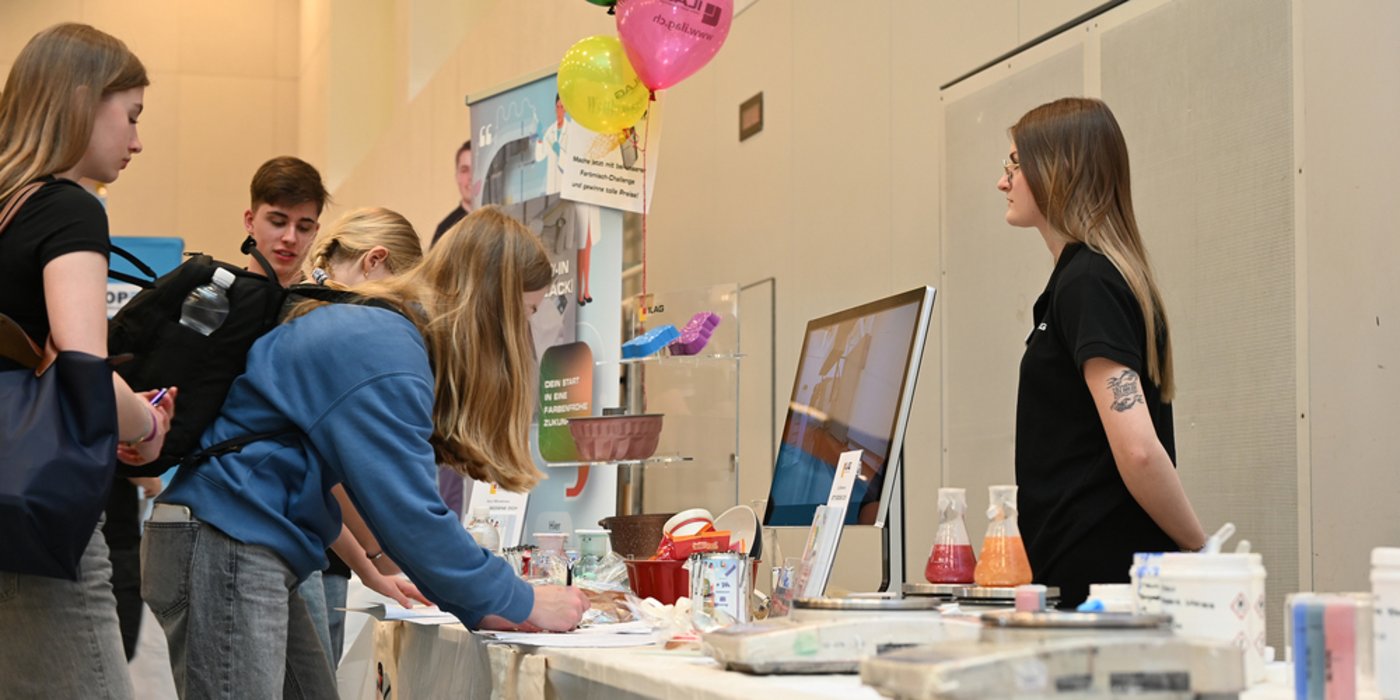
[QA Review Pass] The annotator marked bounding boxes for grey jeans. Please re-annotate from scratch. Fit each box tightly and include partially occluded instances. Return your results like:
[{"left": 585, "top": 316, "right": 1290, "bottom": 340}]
[
  {"left": 322, "top": 573, "right": 349, "bottom": 665},
  {"left": 296, "top": 570, "right": 335, "bottom": 668},
  {"left": 0, "top": 521, "right": 134, "bottom": 699},
  {"left": 141, "top": 514, "right": 337, "bottom": 700}
]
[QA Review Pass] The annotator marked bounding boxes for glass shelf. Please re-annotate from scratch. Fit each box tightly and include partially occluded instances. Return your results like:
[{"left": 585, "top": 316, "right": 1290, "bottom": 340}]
[
  {"left": 543, "top": 455, "right": 695, "bottom": 469},
  {"left": 605, "top": 352, "right": 744, "bottom": 366}
]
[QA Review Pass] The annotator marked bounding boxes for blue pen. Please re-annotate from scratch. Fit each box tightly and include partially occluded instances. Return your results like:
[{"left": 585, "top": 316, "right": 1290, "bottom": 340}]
[{"left": 149, "top": 387, "right": 169, "bottom": 406}]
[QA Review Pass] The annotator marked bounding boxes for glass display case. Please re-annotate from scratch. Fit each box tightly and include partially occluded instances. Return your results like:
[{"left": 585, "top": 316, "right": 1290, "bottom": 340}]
[{"left": 614, "top": 283, "right": 742, "bottom": 517}]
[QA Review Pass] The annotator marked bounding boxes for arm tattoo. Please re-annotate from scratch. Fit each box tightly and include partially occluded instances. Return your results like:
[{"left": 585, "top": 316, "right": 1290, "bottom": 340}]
[{"left": 1107, "top": 369, "right": 1146, "bottom": 412}]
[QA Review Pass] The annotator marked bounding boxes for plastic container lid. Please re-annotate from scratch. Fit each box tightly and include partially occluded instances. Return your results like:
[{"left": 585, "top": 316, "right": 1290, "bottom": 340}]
[
  {"left": 575, "top": 529, "right": 611, "bottom": 556},
  {"left": 1158, "top": 551, "right": 1264, "bottom": 574},
  {"left": 212, "top": 267, "right": 236, "bottom": 288},
  {"left": 533, "top": 532, "right": 568, "bottom": 552},
  {"left": 1373, "top": 547, "right": 1400, "bottom": 568}
]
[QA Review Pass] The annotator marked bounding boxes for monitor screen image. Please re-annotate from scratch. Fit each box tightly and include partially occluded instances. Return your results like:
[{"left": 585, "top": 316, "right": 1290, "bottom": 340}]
[{"left": 763, "top": 287, "right": 935, "bottom": 527}]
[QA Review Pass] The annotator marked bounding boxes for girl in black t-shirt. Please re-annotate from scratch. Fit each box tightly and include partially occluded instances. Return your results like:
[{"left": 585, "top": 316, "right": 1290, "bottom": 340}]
[
  {"left": 0, "top": 24, "right": 175, "bottom": 697},
  {"left": 997, "top": 97, "right": 1207, "bottom": 606}
]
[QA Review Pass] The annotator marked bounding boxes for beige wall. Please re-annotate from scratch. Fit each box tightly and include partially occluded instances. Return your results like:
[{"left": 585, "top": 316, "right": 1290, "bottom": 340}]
[
  {"left": 1300, "top": 0, "right": 1400, "bottom": 593},
  {"left": 0, "top": 0, "right": 300, "bottom": 264}
]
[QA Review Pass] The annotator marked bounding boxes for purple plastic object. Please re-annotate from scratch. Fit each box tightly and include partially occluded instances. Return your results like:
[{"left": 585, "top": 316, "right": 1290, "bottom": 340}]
[{"left": 669, "top": 312, "right": 722, "bottom": 356}]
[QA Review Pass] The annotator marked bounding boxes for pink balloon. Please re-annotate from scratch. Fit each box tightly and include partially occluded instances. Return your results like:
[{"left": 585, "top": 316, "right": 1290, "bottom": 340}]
[{"left": 615, "top": 0, "right": 732, "bottom": 91}]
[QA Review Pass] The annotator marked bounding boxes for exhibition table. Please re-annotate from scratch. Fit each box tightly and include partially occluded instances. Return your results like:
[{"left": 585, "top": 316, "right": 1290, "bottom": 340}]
[
  {"left": 340, "top": 618, "right": 1301, "bottom": 700},
  {"left": 339, "top": 619, "right": 880, "bottom": 700}
]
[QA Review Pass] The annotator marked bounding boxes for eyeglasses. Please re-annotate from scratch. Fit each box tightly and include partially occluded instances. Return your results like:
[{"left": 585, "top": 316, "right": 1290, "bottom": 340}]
[{"left": 1002, "top": 158, "right": 1021, "bottom": 181}]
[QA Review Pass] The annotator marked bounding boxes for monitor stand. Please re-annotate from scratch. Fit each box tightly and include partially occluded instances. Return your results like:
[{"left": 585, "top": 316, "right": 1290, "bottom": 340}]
[{"left": 879, "top": 447, "right": 906, "bottom": 593}]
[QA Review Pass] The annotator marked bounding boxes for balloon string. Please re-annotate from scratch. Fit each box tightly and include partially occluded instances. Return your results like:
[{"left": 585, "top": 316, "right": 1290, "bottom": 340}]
[{"left": 639, "top": 101, "right": 651, "bottom": 301}]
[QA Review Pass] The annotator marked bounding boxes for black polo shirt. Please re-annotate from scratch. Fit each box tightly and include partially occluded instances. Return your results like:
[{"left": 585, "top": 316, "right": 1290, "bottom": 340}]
[
  {"left": 432, "top": 205, "right": 469, "bottom": 247},
  {"left": 1015, "top": 243, "right": 1177, "bottom": 607}
]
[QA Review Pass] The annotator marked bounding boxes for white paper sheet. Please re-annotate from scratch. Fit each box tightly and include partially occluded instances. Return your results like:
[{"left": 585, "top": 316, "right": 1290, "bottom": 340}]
[
  {"left": 343, "top": 602, "right": 462, "bottom": 625},
  {"left": 475, "top": 620, "right": 659, "bottom": 648}
]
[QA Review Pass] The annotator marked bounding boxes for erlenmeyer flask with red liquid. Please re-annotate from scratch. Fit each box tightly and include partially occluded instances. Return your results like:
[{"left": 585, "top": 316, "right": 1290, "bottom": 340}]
[
  {"left": 924, "top": 487, "right": 976, "bottom": 584},
  {"left": 973, "top": 484, "right": 1033, "bottom": 587}
]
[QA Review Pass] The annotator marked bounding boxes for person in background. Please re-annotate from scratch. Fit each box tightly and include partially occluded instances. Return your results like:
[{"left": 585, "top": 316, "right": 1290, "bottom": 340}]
[
  {"left": 0, "top": 23, "right": 175, "bottom": 697},
  {"left": 143, "top": 206, "right": 588, "bottom": 698},
  {"left": 300, "top": 207, "right": 425, "bottom": 667},
  {"left": 1000, "top": 97, "right": 1207, "bottom": 608},
  {"left": 431, "top": 139, "right": 473, "bottom": 246},
  {"left": 244, "top": 156, "right": 328, "bottom": 286}
]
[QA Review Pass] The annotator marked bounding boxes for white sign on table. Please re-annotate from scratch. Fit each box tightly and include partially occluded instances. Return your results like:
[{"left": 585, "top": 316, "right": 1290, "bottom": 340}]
[
  {"left": 794, "top": 450, "right": 862, "bottom": 599},
  {"left": 466, "top": 480, "right": 529, "bottom": 548}
]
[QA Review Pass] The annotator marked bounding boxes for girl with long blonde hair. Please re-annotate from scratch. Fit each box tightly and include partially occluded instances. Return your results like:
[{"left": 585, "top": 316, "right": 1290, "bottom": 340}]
[
  {"left": 0, "top": 24, "right": 173, "bottom": 698},
  {"left": 1001, "top": 97, "right": 1206, "bottom": 607},
  {"left": 144, "top": 206, "right": 586, "bottom": 697}
]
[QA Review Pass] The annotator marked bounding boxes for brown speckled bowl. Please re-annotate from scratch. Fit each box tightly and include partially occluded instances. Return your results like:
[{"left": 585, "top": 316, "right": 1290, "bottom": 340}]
[
  {"left": 599, "top": 512, "right": 676, "bottom": 559},
  {"left": 567, "top": 414, "right": 664, "bottom": 462}
]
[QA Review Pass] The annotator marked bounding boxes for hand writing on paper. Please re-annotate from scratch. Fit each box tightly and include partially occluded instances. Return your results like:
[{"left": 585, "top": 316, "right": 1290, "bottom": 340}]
[{"left": 525, "top": 585, "right": 590, "bottom": 632}]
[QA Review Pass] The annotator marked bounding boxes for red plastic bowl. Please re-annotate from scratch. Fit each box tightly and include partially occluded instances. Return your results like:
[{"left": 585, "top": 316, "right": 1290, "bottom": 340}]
[{"left": 625, "top": 559, "right": 690, "bottom": 604}]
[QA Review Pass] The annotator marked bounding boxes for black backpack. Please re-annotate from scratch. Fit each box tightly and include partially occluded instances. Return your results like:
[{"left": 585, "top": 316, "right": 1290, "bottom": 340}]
[{"left": 108, "top": 241, "right": 389, "bottom": 475}]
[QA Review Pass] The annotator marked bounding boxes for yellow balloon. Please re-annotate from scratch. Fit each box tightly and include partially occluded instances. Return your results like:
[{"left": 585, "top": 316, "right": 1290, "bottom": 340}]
[{"left": 557, "top": 35, "right": 651, "bottom": 133}]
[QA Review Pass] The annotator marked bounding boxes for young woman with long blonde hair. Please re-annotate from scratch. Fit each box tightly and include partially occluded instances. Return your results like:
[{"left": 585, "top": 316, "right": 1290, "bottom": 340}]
[
  {"left": 143, "top": 206, "right": 587, "bottom": 697},
  {"left": 0, "top": 23, "right": 175, "bottom": 698},
  {"left": 1000, "top": 97, "right": 1206, "bottom": 607}
]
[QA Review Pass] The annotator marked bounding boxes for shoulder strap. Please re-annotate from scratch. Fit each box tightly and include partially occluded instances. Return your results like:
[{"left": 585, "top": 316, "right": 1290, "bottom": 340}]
[
  {"left": 240, "top": 235, "right": 283, "bottom": 288},
  {"left": 108, "top": 244, "right": 158, "bottom": 289},
  {"left": 285, "top": 284, "right": 415, "bottom": 321},
  {"left": 179, "top": 429, "right": 296, "bottom": 468},
  {"left": 0, "top": 182, "right": 47, "bottom": 238}
]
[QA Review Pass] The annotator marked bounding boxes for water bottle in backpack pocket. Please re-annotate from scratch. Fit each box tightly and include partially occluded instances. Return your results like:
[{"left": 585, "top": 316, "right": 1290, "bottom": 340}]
[{"left": 178, "top": 267, "right": 235, "bottom": 336}]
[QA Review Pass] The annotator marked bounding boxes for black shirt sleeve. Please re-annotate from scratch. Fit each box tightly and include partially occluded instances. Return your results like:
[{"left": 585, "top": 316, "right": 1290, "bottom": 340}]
[
  {"left": 1052, "top": 257, "right": 1146, "bottom": 373},
  {"left": 26, "top": 180, "right": 111, "bottom": 265},
  {"left": 0, "top": 179, "right": 109, "bottom": 344}
]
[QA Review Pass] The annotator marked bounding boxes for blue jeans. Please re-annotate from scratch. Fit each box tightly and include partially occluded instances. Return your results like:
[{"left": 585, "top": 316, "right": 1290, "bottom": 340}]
[
  {"left": 0, "top": 521, "right": 134, "bottom": 698},
  {"left": 141, "top": 514, "right": 336, "bottom": 699}
]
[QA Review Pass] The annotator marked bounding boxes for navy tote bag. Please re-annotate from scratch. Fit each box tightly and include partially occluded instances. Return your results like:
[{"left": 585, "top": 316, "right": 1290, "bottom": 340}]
[{"left": 0, "top": 182, "right": 118, "bottom": 579}]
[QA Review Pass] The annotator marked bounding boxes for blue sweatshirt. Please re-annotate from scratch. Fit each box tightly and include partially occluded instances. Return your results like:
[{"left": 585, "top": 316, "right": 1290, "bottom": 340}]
[{"left": 160, "top": 304, "right": 534, "bottom": 627}]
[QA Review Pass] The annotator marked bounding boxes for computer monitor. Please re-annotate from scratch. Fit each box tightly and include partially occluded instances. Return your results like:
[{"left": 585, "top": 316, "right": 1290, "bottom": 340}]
[{"left": 763, "top": 286, "right": 935, "bottom": 527}]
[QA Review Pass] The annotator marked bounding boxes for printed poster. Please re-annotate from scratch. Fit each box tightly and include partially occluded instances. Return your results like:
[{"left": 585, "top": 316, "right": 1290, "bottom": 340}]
[
  {"left": 501, "top": 194, "right": 603, "bottom": 361},
  {"left": 471, "top": 74, "right": 561, "bottom": 205},
  {"left": 538, "top": 342, "right": 594, "bottom": 463},
  {"left": 560, "top": 100, "right": 662, "bottom": 214}
]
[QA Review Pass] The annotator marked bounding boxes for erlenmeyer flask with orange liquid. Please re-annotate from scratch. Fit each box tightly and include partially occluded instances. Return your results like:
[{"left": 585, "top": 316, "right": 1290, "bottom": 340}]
[
  {"left": 973, "top": 484, "right": 1033, "bottom": 587},
  {"left": 925, "top": 487, "right": 976, "bottom": 583}
]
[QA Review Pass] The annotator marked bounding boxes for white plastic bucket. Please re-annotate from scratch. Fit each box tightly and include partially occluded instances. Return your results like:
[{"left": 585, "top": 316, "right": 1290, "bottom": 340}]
[
  {"left": 1157, "top": 552, "right": 1267, "bottom": 685},
  {"left": 1373, "top": 547, "right": 1400, "bottom": 699}
]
